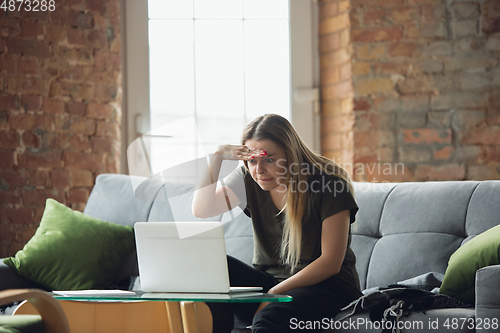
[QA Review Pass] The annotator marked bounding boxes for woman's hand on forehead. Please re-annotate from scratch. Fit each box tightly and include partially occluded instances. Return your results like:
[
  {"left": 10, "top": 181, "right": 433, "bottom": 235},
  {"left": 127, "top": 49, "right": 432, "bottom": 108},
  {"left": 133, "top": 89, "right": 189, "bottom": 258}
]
[
  {"left": 244, "top": 146, "right": 268, "bottom": 159},
  {"left": 215, "top": 144, "right": 267, "bottom": 160}
]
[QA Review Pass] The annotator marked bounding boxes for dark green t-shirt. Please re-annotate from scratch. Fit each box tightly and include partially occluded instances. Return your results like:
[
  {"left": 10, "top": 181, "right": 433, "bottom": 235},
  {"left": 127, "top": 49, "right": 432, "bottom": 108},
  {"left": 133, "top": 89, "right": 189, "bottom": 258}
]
[{"left": 225, "top": 165, "right": 362, "bottom": 297}]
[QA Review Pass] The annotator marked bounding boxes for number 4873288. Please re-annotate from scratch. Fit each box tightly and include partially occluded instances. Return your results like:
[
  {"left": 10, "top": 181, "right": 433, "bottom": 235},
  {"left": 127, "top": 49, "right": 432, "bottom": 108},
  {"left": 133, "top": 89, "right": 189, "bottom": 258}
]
[{"left": 0, "top": 0, "right": 56, "bottom": 11}]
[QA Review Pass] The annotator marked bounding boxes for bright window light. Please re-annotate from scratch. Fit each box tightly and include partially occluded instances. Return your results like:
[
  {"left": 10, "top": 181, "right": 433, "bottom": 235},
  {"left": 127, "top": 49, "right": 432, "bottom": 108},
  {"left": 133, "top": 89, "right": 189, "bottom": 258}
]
[{"left": 147, "top": 0, "right": 290, "bottom": 178}]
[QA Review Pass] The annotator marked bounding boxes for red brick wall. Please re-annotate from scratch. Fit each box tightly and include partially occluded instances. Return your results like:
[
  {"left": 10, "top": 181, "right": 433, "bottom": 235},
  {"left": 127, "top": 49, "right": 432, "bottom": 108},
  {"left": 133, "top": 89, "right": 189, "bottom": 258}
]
[
  {"left": 320, "top": 0, "right": 500, "bottom": 182},
  {"left": 0, "top": 0, "right": 122, "bottom": 257},
  {"left": 319, "top": 0, "right": 355, "bottom": 175}
]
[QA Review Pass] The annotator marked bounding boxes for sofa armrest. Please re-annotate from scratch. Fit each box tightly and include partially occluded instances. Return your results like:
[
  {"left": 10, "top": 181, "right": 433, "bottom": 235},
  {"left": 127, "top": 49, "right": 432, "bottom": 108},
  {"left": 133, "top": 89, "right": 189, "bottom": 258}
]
[
  {"left": 475, "top": 264, "right": 500, "bottom": 332},
  {"left": 0, "top": 261, "right": 49, "bottom": 291}
]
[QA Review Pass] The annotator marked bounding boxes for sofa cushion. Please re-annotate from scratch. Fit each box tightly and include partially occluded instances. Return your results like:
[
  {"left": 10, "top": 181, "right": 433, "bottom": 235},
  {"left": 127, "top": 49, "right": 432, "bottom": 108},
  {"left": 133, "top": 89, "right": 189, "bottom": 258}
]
[
  {"left": 222, "top": 208, "right": 254, "bottom": 266},
  {"left": 350, "top": 182, "right": 395, "bottom": 290},
  {"left": 366, "top": 233, "right": 462, "bottom": 289},
  {"left": 356, "top": 181, "right": 480, "bottom": 290},
  {"left": 349, "top": 235, "right": 378, "bottom": 291},
  {"left": 440, "top": 224, "right": 500, "bottom": 304},
  {"left": 83, "top": 174, "right": 163, "bottom": 227},
  {"left": 379, "top": 181, "right": 477, "bottom": 236},
  {"left": 465, "top": 181, "right": 500, "bottom": 241},
  {"left": 352, "top": 182, "right": 395, "bottom": 238},
  {"left": 3, "top": 199, "right": 135, "bottom": 291},
  {"left": 149, "top": 182, "right": 220, "bottom": 222}
]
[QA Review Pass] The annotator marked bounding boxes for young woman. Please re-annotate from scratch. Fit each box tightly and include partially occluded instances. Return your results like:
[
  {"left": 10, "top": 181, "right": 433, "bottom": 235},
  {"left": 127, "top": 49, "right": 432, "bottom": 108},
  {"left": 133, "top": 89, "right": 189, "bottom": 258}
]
[{"left": 192, "top": 114, "right": 362, "bottom": 333}]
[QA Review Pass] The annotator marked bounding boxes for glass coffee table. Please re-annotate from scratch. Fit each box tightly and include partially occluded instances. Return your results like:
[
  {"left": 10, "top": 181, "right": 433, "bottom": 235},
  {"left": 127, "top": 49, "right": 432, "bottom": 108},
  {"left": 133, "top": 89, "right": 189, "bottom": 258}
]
[{"left": 14, "top": 290, "right": 292, "bottom": 333}]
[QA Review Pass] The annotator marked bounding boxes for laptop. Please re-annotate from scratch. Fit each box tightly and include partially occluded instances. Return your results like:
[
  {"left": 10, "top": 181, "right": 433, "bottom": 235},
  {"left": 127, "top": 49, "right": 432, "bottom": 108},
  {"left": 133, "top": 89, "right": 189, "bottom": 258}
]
[{"left": 134, "top": 222, "right": 263, "bottom": 293}]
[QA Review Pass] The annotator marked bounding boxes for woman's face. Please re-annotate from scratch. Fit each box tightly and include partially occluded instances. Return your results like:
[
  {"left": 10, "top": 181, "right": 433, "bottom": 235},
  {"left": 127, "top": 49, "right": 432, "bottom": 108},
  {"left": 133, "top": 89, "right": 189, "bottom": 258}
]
[{"left": 244, "top": 138, "right": 288, "bottom": 192}]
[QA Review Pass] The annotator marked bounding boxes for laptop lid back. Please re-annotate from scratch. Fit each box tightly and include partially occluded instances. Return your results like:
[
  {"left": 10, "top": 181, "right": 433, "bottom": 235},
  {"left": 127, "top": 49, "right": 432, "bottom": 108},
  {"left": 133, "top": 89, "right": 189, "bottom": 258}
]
[{"left": 134, "top": 222, "right": 230, "bottom": 293}]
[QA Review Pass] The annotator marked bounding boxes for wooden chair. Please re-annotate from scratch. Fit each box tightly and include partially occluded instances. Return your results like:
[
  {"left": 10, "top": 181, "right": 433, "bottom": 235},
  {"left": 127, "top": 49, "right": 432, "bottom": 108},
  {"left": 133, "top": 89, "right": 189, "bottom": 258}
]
[{"left": 0, "top": 289, "right": 69, "bottom": 333}]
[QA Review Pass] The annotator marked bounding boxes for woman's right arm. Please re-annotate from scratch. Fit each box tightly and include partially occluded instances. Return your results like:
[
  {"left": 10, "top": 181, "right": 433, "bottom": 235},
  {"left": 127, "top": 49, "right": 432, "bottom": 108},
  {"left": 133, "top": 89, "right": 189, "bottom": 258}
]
[{"left": 192, "top": 145, "right": 262, "bottom": 218}]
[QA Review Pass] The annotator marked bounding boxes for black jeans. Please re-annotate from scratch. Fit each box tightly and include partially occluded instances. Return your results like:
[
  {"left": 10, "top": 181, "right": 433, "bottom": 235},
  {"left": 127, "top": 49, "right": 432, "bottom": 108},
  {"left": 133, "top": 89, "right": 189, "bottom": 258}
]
[{"left": 208, "top": 255, "right": 359, "bottom": 333}]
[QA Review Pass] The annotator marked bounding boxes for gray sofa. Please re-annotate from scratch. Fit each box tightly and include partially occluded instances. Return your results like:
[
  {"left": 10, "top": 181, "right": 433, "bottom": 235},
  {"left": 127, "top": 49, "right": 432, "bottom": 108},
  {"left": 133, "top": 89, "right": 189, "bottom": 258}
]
[{"left": 1, "top": 174, "right": 500, "bottom": 332}]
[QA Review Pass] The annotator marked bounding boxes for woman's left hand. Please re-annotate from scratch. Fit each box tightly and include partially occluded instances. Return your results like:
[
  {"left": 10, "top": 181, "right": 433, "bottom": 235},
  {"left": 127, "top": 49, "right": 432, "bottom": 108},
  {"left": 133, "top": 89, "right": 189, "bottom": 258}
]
[{"left": 255, "top": 286, "right": 282, "bottom": 315}]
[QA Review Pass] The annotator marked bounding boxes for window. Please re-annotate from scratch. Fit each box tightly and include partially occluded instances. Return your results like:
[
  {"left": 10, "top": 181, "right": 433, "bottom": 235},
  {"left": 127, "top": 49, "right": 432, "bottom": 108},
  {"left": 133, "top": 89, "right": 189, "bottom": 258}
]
[{"left": 124, "top": 0, "right": 319, "bottom": 180}]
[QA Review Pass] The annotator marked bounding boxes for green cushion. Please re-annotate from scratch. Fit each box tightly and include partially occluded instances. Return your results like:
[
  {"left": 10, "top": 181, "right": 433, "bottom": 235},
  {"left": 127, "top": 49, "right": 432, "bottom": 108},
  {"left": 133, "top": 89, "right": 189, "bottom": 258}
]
[
  {"left": 3, "top": 199, "right": 135, "bottom": 291},
  {"left": 440, "top": 224, "right": 500, "bottom": 304},
  {"left": 0, "top": 315, "right": 45, "bottom": 333}
]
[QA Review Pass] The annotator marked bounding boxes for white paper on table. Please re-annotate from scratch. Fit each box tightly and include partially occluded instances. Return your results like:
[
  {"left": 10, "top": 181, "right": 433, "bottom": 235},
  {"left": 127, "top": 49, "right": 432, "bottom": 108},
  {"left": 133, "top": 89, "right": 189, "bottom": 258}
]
[{"left": 53, "top": 290, "right": 136, "bottom": 296}]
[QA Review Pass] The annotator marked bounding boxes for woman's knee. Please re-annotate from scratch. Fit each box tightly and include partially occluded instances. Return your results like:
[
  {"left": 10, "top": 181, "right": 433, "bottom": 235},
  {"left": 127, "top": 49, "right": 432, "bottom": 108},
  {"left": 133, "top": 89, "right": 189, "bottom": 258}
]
[{"left": 252, "top": 302, "right": 297, "bottom": 333}]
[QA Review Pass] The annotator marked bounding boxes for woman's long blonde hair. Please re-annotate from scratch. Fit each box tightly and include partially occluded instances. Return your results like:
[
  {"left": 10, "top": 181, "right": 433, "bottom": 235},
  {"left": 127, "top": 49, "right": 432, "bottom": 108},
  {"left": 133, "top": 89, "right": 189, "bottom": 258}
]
[{"left": 242, "top": 114, "right": 354, "bottom": 273}]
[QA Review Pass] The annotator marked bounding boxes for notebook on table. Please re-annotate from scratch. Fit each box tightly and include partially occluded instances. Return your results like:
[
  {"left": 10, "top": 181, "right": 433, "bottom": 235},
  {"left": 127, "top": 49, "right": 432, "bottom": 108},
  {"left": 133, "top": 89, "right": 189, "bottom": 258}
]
[{"left": 134, "top": 222, "right": 262, "bottom": 294}]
